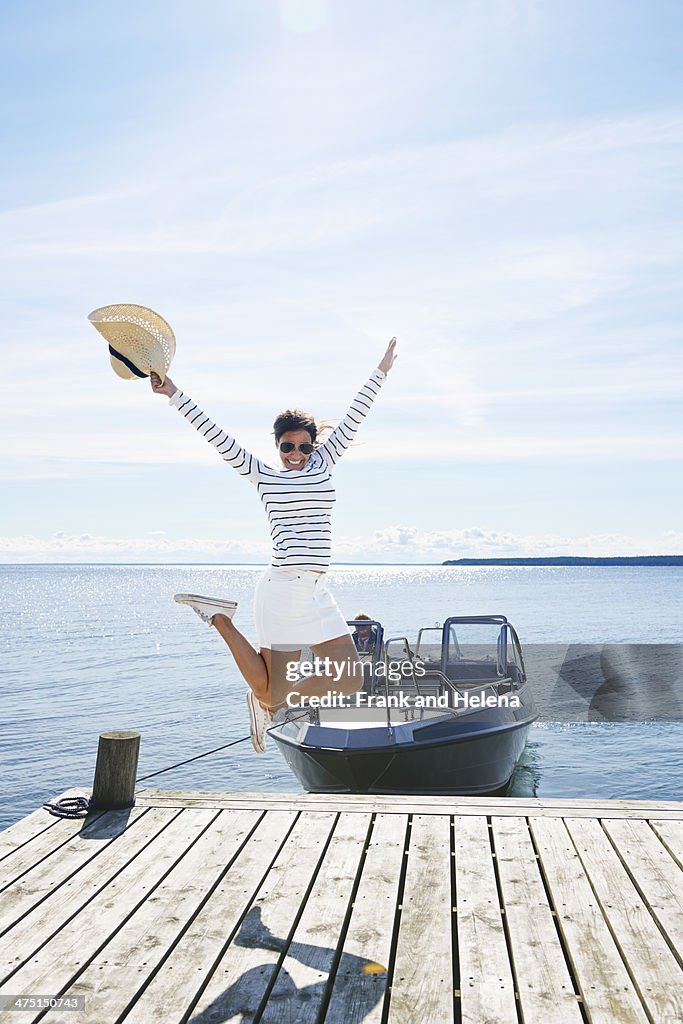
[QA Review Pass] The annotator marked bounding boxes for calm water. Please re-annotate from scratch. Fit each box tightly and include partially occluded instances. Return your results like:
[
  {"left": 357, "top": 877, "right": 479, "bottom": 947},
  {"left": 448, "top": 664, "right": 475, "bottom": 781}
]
[{"left": 1, "top": 564, "right": 682, "bottom": 830}]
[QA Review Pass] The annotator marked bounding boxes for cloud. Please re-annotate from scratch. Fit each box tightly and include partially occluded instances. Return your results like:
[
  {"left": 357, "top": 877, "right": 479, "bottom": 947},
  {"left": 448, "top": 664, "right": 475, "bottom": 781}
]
[
  {"left": 0, "top": 532, "right": 269, "bottom": 562},
  {"left": 341, "top": 526, "right": 683, "bottom": 560},
  {"left": 1, "top": 525, "right": 680, "bottom": 563},
  {"left": 3, "top": 112, "right": 683, "bottom": 269}
]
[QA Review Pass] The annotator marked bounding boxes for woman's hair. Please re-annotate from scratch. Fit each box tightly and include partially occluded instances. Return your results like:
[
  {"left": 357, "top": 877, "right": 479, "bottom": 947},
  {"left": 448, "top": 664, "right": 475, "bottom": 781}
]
[{"left": 272, "top": 409, "right": 318, "bottom": 443}]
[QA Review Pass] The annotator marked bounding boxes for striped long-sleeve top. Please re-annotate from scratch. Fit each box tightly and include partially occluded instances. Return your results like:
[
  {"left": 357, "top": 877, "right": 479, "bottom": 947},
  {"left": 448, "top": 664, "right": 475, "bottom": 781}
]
[{"left": 168, "top": 369, "right": 387, "bottom": 570}]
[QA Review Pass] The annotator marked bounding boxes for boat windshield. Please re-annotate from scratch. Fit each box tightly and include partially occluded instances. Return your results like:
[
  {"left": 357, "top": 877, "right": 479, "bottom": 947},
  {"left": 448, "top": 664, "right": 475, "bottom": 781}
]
[{"left": 445, "top": 621, "right": 501, "bottom": 669}]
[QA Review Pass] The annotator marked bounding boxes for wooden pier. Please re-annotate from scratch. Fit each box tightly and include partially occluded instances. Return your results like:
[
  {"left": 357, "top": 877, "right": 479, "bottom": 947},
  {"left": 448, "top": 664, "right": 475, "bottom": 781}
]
[{"left": 0, "top": 789, "right": 682, "bottom": 1023}]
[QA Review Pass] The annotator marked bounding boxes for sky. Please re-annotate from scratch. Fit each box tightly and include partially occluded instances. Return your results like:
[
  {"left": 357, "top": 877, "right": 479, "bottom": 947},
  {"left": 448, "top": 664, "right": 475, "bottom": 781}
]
[{"left": 1, "top": 0, "right": 682, "bottom": 563}]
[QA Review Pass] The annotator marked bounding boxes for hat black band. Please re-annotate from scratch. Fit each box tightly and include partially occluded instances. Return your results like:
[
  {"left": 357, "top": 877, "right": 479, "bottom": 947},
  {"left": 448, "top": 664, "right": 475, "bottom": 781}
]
[{"left": 108, "top": 345, "right": 147, "bottom": 378}]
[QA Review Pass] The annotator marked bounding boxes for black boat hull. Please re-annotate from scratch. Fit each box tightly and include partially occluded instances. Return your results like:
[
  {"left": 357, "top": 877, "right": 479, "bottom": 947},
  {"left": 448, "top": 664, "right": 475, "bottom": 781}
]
[{"left": 273, "top": 719, "right": 533, "bottom": 795}]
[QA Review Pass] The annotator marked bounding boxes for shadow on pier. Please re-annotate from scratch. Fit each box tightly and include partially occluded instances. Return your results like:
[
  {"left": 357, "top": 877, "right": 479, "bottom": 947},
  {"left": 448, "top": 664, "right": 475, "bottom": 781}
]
[{"left": 190, "top": 905, "right": 385, "bottom": 1023}]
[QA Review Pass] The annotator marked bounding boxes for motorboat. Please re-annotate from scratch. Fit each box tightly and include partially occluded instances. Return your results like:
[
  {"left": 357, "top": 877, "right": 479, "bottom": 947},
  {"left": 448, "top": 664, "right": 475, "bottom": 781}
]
[{"left": 269, "top": 615, "right": 537, "bottom": 795}]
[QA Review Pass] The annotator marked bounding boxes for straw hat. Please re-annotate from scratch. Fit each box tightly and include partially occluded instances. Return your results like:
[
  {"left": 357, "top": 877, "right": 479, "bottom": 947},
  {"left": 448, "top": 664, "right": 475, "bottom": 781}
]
[{"left": 88, "top": 303, "right": 176, "bottom": 381}]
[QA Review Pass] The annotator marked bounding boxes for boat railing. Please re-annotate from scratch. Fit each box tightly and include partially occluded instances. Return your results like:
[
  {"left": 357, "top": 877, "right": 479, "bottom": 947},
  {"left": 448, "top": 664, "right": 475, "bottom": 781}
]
[
  {"left": 383, "top": 636, "right": 422, "bottom": 695},
  {"left": 417, "top": 667, "right": 467, "bottom": 698},
  {"left": 502, "top": 622, "right": 527, "bottom": 684},
  {"left": 383, "top": 636, "right": 467, "bottom": 698},
  {"left": 496, "top": 630, "right": 507, "bottom": 677},
  {"left": 380, "top": 635, "right": 419, "bottom": 736},
  {"left": 415, "top": 625, "right": 446, "bottom": 660}
]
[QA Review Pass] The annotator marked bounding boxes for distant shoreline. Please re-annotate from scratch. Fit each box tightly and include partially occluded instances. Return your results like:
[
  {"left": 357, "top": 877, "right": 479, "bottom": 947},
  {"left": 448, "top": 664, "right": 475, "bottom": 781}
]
[
  {"left": 442, "top": 556, "right": 683, "bottom": 566},
  {"left": 1, "top": 557, "right": 682, "bottom": 568}
]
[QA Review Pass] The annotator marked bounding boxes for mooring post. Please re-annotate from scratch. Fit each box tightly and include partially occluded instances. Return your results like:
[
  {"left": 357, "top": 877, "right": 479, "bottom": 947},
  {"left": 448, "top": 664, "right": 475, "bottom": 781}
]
[{"left": 90, "top": 730, "right": 141, "bottom": 810}]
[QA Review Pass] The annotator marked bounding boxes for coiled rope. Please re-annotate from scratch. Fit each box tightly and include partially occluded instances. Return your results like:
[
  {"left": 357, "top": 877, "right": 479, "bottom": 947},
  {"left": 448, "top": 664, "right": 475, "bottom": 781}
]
[{"left": 42, "top": 795, "right": 92, "bottom": 819}]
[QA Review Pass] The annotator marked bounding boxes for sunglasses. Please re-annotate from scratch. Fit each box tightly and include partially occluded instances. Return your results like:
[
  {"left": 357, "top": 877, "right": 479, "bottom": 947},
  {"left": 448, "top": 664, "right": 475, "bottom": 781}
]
[{"left": 279, "top": 441, "right": 314, "bottom": 454}]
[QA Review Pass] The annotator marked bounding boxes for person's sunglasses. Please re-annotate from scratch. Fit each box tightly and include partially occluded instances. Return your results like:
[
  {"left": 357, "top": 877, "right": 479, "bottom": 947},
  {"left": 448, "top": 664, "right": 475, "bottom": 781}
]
[{"left": 279, "top": 441, "right": 314, "bottom": 454}]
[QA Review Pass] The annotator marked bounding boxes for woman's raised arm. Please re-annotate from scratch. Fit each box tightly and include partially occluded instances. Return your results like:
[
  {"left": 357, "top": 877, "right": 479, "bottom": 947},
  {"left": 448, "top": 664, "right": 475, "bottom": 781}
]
[
  {"left": 150, "top": 372, "right": 263, "bottom": 483},
  {"left": 316, "top": 337, "right": 396, "bottom": 468}
]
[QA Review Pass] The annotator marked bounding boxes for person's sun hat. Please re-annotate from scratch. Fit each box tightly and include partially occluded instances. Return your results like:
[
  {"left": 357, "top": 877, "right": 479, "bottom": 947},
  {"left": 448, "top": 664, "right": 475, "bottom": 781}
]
[{"left": 88, "top": 303, "right": 176, "bottom": 382}]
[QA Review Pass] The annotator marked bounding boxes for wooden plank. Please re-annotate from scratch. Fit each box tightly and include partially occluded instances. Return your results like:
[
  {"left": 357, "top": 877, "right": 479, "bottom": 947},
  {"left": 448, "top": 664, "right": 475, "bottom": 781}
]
[
  {"left": 136, "top": 790, "right": 683, "bottom": 812},
  {"left": 118, "top": 810, "right": 298, "bottom": 1024},
  {"left": 188, "top": 812, "right": 338, "bottom": 1023},
  {"left": 0, "top": 790, "right": 95, "bottom": 861},
  {"left": 491, "top": 816, "right": 583, "bottom": 1024},
  {"left": 387, "top": 814, "right": 453, "bottom": 1024},
  {"left": 0, "top": 808, "right": 148, "bottom": 935},
  {"left": 530, "top": 817, "right": 648, "bottom": 1024},
  {"left": 134, "top": 789, "right": 683, "bottom": 819},
  {"left": 0, "top": 807, "right": 65, "bottom": 863},
  {"left": 0, "top": 807, "right": 181, "bottom": 979},
  {"left": 650, "top": 819, "right": 683, "bottom": 868},
  {"left": 323, "top": 813, "right": 408, "bottom": 1024},
  {"left": 565, "top": 816, "right": 683, "bottom": 1022},
  {"left": 454, "top": 815, "right": 517, "bottom": 1024},
  {"left": 260, "top": 812, "right": 372, "bottom": 1023},
  {"left": 603, "top": 818, "right": 683, "bottom": 958},
  {"left": 39, "top": 809, "right": 262, "bottom": 1024},
  {"left": 0, "top": 807, "right": 195, "bottom": 995},
  {"left": 0, "top": 811, "right": 107, "bottom": 890}
]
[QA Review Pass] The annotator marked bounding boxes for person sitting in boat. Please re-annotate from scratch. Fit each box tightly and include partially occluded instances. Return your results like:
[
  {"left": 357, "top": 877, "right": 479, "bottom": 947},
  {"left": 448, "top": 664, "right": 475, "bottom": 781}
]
[
  {"left": 351, "top": 613, "right": 379, "bottom": 655},
  {"left": 150, "top": 338, "right": 397, "bottom": 755}
]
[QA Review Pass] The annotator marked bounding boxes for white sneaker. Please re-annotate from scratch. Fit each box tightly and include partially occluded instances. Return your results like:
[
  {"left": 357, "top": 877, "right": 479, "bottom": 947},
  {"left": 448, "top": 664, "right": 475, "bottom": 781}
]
[
  {"left": 174, "top": 593, "right": 238, "bottom": 626},
  {"left": 246, "top": 691, "right": 271, "bottom": 754}
]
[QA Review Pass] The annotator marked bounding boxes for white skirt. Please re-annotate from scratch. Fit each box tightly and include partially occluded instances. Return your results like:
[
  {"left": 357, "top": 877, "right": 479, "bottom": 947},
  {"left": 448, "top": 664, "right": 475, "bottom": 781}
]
[{"left": 253, "top": 567, "right": 351, "bottom": 649}]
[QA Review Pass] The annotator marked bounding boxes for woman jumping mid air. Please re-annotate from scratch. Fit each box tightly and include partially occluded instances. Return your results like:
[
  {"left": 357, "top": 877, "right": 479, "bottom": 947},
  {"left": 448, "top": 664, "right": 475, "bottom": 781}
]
[{"left": 150, "top": 337, "right": 397, "bottom": 752}]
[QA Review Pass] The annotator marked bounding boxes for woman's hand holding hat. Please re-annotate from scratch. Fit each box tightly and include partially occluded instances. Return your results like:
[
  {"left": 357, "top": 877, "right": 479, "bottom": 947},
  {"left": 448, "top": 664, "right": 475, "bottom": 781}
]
[{"left": 151, "top": 372, "right": 177, "bottom": 398}]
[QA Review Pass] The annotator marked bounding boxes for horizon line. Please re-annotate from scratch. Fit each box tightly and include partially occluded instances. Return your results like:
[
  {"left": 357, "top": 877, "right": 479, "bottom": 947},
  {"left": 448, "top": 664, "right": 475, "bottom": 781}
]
[{"left": 1, "top": 555, "right": 683, "bottom": 568}]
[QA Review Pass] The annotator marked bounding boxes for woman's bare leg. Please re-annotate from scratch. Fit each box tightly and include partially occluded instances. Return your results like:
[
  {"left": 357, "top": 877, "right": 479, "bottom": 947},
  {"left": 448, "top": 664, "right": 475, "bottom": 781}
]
[
  {"left": 211, "top": 614, "right": 270, "bottom": 704},
  {"left": 210, "top": 619, "right": 362, "bottom": 709},
  {"left": 210, "top": 615, "right": 302, "bottom": 713},
  {"left": 262, "top": 647, "right": 302, "bottom": 711},
  {"left": 292, "top": 634, "right": 364, "bottom": 701}
]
